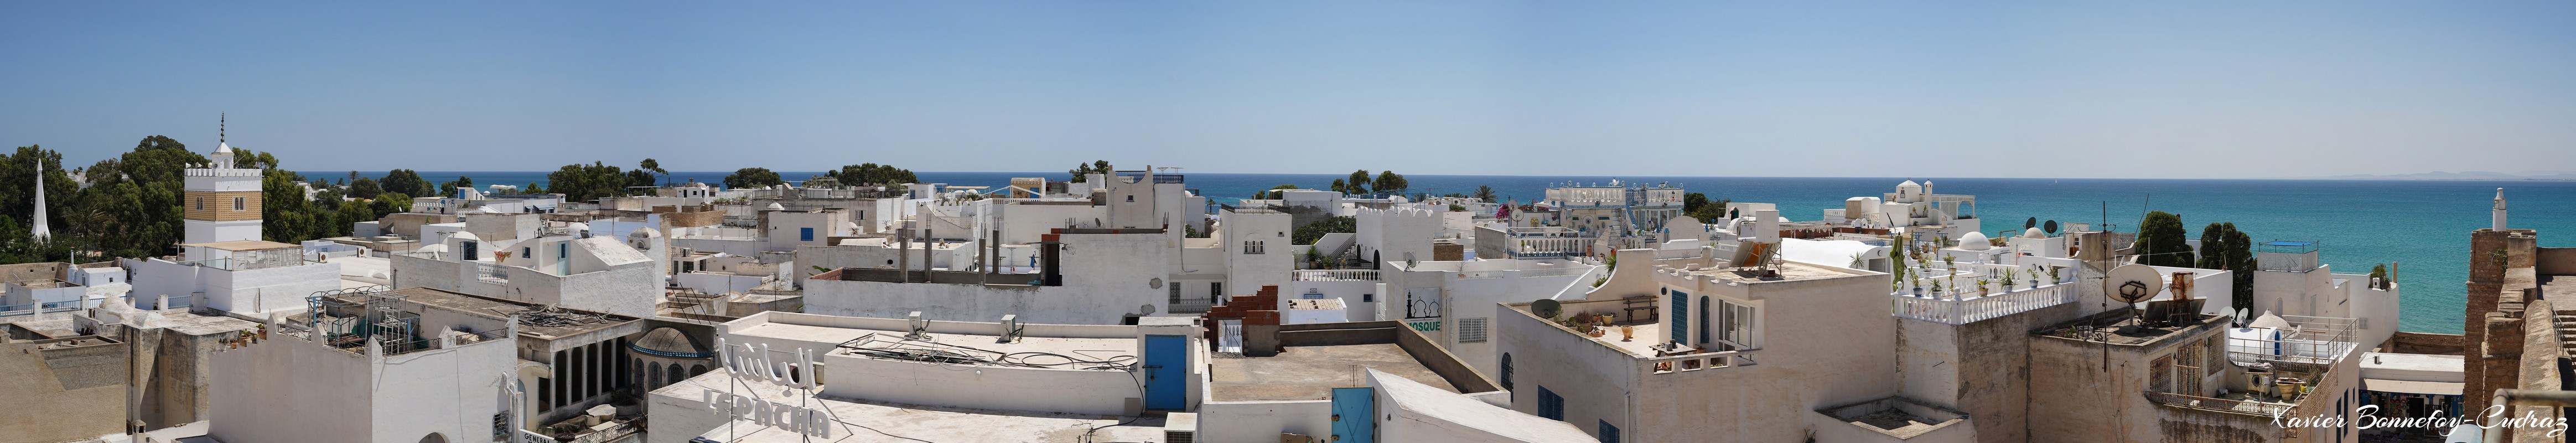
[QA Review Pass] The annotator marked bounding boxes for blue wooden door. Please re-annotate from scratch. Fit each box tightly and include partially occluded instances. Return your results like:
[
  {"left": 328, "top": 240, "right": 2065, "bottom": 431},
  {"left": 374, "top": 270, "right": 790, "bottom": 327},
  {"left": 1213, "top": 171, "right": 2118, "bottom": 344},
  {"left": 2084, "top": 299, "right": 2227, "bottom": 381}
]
[
  {"left": 1143, "top": 334, "right": 1186, "bottom": 410},
  {"left": 1331, "top": 387, "right": 1376, "bottom": 443}
]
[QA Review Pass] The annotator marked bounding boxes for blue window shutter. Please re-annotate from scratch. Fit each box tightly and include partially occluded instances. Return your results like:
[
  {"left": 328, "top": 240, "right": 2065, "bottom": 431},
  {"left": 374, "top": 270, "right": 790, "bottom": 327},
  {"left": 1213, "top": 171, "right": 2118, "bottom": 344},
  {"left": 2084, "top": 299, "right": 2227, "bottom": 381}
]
[{"left": 801, "top": 227, "right": 813, "bottom": 241}]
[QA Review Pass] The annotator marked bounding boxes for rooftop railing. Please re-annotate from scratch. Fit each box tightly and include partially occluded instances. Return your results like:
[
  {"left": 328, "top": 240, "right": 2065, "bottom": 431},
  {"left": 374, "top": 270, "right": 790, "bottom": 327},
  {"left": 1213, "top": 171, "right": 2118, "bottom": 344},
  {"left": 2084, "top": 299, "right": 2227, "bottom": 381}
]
[
  {"left": 1893, "top": 282, "right": 2076, "bottom": 325},
  {"left": 1293, "top": 269, "right": 1380, "bottom": 282}
]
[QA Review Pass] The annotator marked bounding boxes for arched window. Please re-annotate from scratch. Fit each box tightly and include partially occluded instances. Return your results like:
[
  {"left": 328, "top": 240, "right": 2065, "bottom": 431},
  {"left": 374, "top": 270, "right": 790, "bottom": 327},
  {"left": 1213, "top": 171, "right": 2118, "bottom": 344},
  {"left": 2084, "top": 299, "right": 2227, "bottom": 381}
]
[
  {"left": 419, "top": 432, "right": 448, "bottom": 443},
  {"left": 668, "top": 363, "right": 685, "bottom": 385},
  {"left": 650, "top": 363, "right": 663, "bottom": 388},
  {"left": 691, "top": 364, "right": 709, "bottom": 377},
  {"left": 1500, "top": 353, "right": 1514, "bottom": 390}
]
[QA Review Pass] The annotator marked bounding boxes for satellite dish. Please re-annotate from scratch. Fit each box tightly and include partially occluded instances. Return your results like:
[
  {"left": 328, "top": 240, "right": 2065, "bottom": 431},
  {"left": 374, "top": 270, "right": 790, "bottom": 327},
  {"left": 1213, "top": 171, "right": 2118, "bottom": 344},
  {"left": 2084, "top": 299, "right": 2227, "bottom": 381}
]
[
  {"left": 2025, "top": 217, "right": 2038, "bottom": 230},
  {"left": 2105, "top": 264, "right": 2165, "bottom": 305},
  {"left": 2043, "top": 220, "right": 2059, "bottom": 234},
  {"left": 1531, "top": 299, "right": 1563, "bottom": 319}
]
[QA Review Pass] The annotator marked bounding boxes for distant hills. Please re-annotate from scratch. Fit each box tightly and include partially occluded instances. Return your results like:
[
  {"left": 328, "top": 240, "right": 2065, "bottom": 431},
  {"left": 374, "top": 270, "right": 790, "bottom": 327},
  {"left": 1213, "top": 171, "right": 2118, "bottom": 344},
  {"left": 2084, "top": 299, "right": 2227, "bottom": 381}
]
[{"left": 2303, "top": 171, "right": 2576, "bottom": 181}]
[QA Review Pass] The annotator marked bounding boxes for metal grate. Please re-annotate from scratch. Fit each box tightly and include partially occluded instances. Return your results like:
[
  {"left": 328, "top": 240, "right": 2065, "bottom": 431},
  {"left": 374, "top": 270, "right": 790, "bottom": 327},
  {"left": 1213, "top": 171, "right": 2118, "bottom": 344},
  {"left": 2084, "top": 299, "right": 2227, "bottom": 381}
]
[
  {"left": 1456, "top": 317, "right": 1489, "bottom": 343},
  {"left": 1164, "top": 430, "right": 1194, "bottom": 443}
]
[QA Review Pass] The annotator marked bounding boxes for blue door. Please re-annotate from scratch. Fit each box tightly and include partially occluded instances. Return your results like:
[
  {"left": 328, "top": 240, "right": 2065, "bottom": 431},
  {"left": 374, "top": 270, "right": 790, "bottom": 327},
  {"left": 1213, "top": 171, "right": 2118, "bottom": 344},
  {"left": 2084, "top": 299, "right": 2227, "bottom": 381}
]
[
  {"left": 1143, "top": 335, "right": 1186, "bottom": 410},
  {"left": 1331, "top": 387, "right": 1376, "bottom": 443}
]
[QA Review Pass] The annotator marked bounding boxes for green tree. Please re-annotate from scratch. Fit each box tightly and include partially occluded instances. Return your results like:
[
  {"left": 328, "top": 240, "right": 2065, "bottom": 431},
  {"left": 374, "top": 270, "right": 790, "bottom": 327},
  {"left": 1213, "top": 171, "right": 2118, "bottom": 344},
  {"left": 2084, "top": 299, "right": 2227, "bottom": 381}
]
[
  {"left": 65, "top": 136, "right": 206, "bottom": 258},
  {"left": 1473, "top": 186, "right": 1495, "bottom": 203},
  {"left": 724, "top": 167, "right": 784, "bottom": 189},
  {"left": 1681, "top": 192, "right": 1732, "bottom": 223},
  {"left": 1372, "top": 171, "right": 1408, "bottom": 194},
  {"left": 347, "top": 177, "right": 382, "bottom": 199},
  {"left": 2196, "top": 222, "right": 2257, "bottom": 313},
  {"left": 547, "top": 162, "right": 633, "bottom": 202},
  {"left": 1253, "top": 184, "right": 1299, "bottom": 199},
  {"left": 1345, "top": 170, "right": 1371, "bottom": 194},
  {"left": 639, "top": 158, "right": 668, "bottom": 184},
  {"left": 1329, "top": 179, "right": 1349, "bottom": 194},
  {"left": 2137, "top": 211, "right": 2195, "bottom": 267},
  {"left": 825, "top": 163, "right": 918, "bottom": 187},
  {"left": 1067, "top": 160, "right": 1111, "bottom": 183},
  {"left": 1292, "top": 216, "right": 1356, "bottom": 244},
  {"left": 380, "top": 169, "right": 430, "bottom": 197},
  {"left": 436, "top": 176, "right": 474, "bottom": 197},
  {"left": 370, "top": 193, "right": 413, "bottom": 219}
]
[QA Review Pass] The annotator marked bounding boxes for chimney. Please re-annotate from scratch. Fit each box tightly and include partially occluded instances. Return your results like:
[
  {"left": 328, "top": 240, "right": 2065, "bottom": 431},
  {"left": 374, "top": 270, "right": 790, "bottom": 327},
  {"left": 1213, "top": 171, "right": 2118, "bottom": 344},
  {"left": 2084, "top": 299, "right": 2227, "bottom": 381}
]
[{"left": 898, "top": 221, "right": 913, "bottom": 284}]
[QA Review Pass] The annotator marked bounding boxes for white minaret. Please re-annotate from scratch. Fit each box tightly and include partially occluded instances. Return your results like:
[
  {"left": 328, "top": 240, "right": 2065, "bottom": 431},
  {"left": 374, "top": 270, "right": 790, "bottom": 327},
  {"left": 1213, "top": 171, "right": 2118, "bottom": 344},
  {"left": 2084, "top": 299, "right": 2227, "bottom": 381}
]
[
  {"left": 29, "top": 161, "right": 46, "bottom": 240},
  {"left": 2493, "top": 188, "right": 2507, "bottom": 230},
  {"left": 183, "top": 114, "right": 263, "bottom": 245}
]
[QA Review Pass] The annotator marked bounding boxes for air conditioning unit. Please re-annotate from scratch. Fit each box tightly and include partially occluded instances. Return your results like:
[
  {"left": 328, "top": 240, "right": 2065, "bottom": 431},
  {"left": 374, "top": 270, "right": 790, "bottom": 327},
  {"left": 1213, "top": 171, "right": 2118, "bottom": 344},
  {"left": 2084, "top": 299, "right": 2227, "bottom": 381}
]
[
  {"left": 999, "top": 315, "right": 1022, "bottom": 342},
  {"left": 1163, "top": 413, "right": 1198, "bottom": 443}
]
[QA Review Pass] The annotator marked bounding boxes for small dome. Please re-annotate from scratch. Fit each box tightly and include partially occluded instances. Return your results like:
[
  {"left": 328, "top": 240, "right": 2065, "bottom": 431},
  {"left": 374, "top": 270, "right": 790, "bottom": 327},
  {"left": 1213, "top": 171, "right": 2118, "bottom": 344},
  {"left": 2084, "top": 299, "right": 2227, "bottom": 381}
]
[
  {"left": 628, "top": 227, "right": 661, "bottom": 239},
  {"left": 2023, "top": 227, "right": 2046, "bottom": 239},
  {"left": 763, "top": 202, "right": 786, "bottom": 211},
  {"left": 631, "top": 327, "right": 713, "bottom": 358},
  {"left": 1898, "top": 180, "right": 1919, "bottom": 188},
  {"left": 214, "top": 142, "right": 233, "bottom": 154},
  {"left": 1957, "top": 231, "right": 1991, "bottom": 250},
  {"left": 450, "top": 231, "right": 481, "bottom": 242}
]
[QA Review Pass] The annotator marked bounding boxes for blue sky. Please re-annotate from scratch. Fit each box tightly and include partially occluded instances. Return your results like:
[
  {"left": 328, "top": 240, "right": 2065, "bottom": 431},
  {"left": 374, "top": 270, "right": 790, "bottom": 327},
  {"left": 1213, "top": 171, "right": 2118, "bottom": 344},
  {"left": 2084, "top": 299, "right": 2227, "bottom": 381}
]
[{"left": 5, "top": 2, "right": 2574, "bottom": 177}]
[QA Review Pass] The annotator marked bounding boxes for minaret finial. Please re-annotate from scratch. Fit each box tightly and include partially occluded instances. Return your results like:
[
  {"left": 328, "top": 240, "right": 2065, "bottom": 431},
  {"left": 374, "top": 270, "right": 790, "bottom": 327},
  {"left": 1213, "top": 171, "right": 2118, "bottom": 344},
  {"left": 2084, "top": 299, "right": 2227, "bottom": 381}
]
[{"left": 220, "top": 112, "right": 226, "bottom": 145}]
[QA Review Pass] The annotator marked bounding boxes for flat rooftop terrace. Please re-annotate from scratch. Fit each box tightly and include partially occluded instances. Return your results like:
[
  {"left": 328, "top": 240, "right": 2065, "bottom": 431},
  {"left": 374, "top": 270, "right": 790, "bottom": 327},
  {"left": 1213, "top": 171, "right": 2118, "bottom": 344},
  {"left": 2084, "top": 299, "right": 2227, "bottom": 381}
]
[
  {"left": 732, "top": 320, "right": 1137, "bottom": 358},
  {"left": 1676, "top": 260, "right": 1864, "bottom": 283},
  {"left": 659, "top": 369, "right": 1163, "bottom": 443},
  {"left": 376, "top": 287, "right": 635, "bottom": 338},
  {"left": 1210, "top": 343, "right": 1457, "bottom": 401}
]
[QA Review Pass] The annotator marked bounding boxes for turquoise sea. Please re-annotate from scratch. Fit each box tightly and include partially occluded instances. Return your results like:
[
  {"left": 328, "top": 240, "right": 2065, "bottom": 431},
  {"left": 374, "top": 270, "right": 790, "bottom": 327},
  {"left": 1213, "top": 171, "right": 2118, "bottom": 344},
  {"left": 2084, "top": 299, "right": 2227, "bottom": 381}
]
[{"left": 313, "top": 170, "right": 2576, "bottom": 334}]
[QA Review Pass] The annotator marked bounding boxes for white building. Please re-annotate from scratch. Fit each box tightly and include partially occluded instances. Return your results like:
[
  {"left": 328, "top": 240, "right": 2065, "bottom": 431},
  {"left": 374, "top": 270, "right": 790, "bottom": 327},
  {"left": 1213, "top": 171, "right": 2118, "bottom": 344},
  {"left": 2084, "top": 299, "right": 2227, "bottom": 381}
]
[
  {"left": 393, "top": 227, "right": 660, "bottom": 318},
  {"left": 207, "top": 287, "right": 650, "bottom": 443},
  {"left": 121, "top": 137, "right": 342, "bottom": 315}
]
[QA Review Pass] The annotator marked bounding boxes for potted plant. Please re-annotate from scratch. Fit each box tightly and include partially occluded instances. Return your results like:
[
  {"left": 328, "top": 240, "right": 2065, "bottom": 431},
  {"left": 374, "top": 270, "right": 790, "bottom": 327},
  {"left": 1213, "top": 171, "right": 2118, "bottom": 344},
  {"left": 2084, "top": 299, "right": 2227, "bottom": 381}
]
[
  {"left": 2001, "top": 269, "right": 2018, "bottom": 290},
  {"left": 2048, "top": 266, "right": 2061, "bottom": 284},
  {"left": 1976, "top": 279, "right": 1991, "bottom": 296},
  {"left": 1911, "top": 277, "right": 1924, "bottom": 297},
  {"left": 1929, "top": 280, "right": 1943, "bottom": 297}
]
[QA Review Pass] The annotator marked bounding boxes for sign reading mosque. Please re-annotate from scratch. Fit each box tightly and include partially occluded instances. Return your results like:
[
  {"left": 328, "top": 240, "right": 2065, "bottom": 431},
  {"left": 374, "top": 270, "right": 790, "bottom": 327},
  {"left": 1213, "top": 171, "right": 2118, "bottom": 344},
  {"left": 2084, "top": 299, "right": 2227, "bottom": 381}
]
[{"left": 702, "top": 339, "right": 834, "bottom": 438}]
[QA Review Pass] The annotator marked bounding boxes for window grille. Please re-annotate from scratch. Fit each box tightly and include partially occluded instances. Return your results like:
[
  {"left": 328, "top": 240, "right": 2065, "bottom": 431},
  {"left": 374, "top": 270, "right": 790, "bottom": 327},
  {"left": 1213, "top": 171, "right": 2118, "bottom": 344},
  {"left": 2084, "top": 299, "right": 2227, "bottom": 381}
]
[{"left": 1457, "top": 317, "right": 1489, "bottom": 343}]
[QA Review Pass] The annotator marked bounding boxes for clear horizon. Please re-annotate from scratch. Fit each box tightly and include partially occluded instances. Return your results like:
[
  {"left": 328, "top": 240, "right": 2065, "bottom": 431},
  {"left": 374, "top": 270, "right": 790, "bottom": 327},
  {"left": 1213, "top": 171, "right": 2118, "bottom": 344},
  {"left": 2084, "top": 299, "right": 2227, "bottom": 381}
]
[{"left": 9, "top": 2, "right": 2576, "bottom": 177}]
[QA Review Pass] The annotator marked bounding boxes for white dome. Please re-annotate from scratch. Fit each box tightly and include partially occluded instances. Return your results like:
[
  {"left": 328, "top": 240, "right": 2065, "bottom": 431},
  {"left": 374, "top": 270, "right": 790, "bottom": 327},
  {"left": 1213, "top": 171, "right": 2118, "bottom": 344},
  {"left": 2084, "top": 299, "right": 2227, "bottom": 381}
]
[
  {"left": 1897, "top": 180, "right": 1920, "bottom": 188},
  {"left": 1957, "top": 231, "right": 1991, "bottom": 250},
  {"left": 450, "top": 231, "right": 481, "bottom": 242},
  {"left": 763, "top": 203, "right": 786, "bottom": 211},
  {"left": 2023, "top": 227, "right": 2046, "bottom": 239}
]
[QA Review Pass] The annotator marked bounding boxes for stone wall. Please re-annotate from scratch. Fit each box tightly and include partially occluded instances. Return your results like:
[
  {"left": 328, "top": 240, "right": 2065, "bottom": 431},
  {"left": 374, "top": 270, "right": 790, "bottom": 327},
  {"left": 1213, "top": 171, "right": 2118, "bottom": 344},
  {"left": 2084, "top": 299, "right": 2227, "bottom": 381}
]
[
  {"left": 2385, "top": 331, "right": 2466, "bottom": 355},
  {"left": 0, "top": 336, "right": 128, "bottom": 442}
]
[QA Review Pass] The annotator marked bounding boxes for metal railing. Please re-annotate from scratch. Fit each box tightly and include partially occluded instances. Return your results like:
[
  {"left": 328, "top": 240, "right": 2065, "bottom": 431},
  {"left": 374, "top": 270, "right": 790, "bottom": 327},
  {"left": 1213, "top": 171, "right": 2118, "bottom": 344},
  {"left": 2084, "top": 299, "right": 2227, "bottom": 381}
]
[
  {"left": 1892, "top": 282, "right": 2076, "bottom": 325},
  {"left": 1293, "top": 270, "right": 1380, "bottom": 281},
  {"left": 2145, "top": 392, "right": 2291, "bottom": 416}
]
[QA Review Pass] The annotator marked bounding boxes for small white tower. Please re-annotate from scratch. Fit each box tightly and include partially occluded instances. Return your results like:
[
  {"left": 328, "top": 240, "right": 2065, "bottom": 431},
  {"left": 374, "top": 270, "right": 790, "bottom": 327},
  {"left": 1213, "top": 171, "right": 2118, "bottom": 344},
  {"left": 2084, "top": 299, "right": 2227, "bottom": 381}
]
[
  {"left": 2492, "top": 188, "right": 2507, "bottom": 230},
  {"left": 29, "top": 161, "right": 48, "bottom": 240},
  {"left": 183, "top": 114, "right": 264, "bottom": 245}
]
